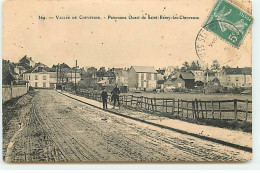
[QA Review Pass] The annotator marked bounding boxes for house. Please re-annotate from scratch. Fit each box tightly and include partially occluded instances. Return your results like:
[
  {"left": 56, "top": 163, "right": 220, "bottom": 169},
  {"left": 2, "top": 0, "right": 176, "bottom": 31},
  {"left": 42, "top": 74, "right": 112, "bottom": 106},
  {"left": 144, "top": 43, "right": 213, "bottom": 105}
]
[
  {"left": 113, "top": 69, "right": 128, "bottom": 87},
  {"left": 128, "top": 66, "right": 158, "bottom": 91},
  {"left": 23, "top": 65, "right": 50, "bottom": 88},
  {"left": 164, "top": 78, "right": 185, "bottom": 89},
  {"left": 2, "top": 71, "right": 16, "bottom": 85},
  {"left": 19, "top": 55, "right": 35, "bottom": 69},
  {"left": 190, "top": 70, "right": 206, "bottom": 83},
  {"left": 156, "top": 69, "right": 166, "bottom": 80},
  {"left": 217, "top": 67, "right": 252, "bottom": 88},
  {"left": 48, "top": 72, "right": 57, "bottom": 89},
  {"left": 14, "top": 65, "right": 27, "bottom": 76},
  {"left": 170, "top": 71, "right": 195, "bottom": 89}
]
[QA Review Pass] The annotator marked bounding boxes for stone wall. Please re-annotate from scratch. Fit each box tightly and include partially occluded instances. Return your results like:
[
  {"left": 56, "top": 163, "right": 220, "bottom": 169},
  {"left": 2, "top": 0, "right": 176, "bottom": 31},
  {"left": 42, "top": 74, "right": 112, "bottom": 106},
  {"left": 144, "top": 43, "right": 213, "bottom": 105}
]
[{"left": 2, "top": 85, "right": 28, "bottom": 103}]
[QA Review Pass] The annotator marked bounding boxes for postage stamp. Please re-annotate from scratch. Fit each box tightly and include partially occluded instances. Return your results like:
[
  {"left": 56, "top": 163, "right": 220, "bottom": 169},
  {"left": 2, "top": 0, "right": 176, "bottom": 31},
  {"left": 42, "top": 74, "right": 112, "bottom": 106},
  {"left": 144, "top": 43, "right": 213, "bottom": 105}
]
[{"left": 204, "top": 0, "right": 253, "bottom": 47}]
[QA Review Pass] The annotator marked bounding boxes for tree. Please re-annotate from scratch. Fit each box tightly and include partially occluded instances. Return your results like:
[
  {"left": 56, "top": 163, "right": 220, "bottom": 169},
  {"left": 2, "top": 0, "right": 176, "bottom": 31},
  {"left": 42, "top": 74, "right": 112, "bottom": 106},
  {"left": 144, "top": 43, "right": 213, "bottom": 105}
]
[
  {"left": 181, "top": 61, "right": 190, "bottom": 71},
  {"left": 211, "top": 60, "right": 220, "bottom": 71},
  {"left": 190, "top": 60, "right": 201, "bottom": 70}
]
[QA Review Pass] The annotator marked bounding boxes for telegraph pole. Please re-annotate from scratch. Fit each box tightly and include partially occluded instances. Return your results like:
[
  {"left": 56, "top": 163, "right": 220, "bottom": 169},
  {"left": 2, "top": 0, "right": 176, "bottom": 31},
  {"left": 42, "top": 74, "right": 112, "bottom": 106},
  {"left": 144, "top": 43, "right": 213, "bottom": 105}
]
[
  {"left": 56, "top": 63, "right": 59, "bottom": 89},
  {"left": 75, "top": 60, "right": 77, "bottom": 93}
]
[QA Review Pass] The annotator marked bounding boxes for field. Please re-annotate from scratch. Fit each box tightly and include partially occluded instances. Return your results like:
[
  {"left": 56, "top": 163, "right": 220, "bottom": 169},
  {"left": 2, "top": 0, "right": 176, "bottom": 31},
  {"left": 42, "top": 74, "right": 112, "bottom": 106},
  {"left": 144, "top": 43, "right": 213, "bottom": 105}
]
[
  {"left": 76, "top": 90, "right": 252, "bottom": 132},
  {"left": 124, "top": 91, "right": 252, "bottom": 101}
]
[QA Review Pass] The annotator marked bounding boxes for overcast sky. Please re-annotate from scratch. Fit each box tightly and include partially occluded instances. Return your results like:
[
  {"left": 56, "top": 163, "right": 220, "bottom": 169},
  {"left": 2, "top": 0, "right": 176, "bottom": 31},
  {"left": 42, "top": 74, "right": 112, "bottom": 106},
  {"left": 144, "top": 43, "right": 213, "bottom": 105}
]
[{"left": 3, "top": 0, "right": 252, "bottom": 69}]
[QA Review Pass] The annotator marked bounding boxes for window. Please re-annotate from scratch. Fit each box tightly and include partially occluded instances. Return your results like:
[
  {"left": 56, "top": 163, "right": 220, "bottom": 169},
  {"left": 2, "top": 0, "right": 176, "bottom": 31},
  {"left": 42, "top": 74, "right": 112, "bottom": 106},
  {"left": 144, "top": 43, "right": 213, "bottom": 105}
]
[
  {"left": 29, "top": 75, "right": 30, "bottom": 80},
  {"left": 235, "top": 77, "right": 239, "bottom": 82},
  {"left": 43, "top": 82, "right": 46, "bottom": 88},
  {"left": 35, "top": 75, "right": 38, "bottom": 80},
  {"left": 35, "top": 82, "right": 38, "bottom": 87},
  {"left": 43, "top": 75, "right": 46, "bottom": 80}
]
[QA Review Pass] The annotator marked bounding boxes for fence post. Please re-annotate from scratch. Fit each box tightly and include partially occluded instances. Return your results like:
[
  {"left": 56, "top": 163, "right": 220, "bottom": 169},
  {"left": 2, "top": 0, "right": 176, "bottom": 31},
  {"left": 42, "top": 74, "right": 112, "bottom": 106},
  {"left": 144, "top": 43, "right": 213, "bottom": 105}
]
[
  {"left": 151, "top": 98, "right": 154, "bottom": 112},
  {"left": 219, "top": 101, "right": 222, "bottom": 120},
  {"left": 144, "top": 97, "right": 147, "bottom": 110},
  {"left": 195, "top": 99, "right": 199, "bottom": 118},
  {"left": 162, "top": 98, "right": 165, "bottom": 113},
  {"left": 234, "top": 99, "right": 238, "bottom": 121},
  {"left": 172, "top": 98, "right": 175, "bottom": 116},
  {"left": 154, "top": 98, "right": 157, "bottom": 112},
  {"left": 177, "top": 99, "right": 180, "bottom": 116},
  {"left": 166, "top": 99, "right": 168, "bottom": 113},
  {"left": 205, "top": 102, "right": 207, "bottom": 118},
  {"left": 192, "top": 101, "right": 195, "bottom": 119},
  {"left": 186, "top": 101, "right": 189, "bottom": 118},
  {"left": 200, "top": 100, "right": 204, "bottom": 119},
  {"left": 211, "top": 101, "right": 214, "bottom": 119},
  {"left": 181, "top": 99, "right": 184, "bottom": 117},
  {"left": 245, "top": 99, "right": 249, "bottom": 122}
]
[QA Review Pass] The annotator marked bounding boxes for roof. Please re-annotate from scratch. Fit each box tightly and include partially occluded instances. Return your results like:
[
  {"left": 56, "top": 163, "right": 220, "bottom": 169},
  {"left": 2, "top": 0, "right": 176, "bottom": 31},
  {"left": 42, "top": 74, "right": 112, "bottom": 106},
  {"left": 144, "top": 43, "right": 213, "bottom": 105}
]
[
  {"left": 180, "top": 72, "right": 194, "bottom": 80},
  {"left": 2, "top": 72, "right": 16, "bottom": 85},
  {"left": 164, "top": 78, "right": 183, "bottom": 85},
  {"left": 20, "top": 55, "right": 35, "bottom": 63},
  {"left": 15, "top": 66, "right": 26, "bottom": 71},
  {"left": 132, "top": 66, "right": 157, "bottom": 73},
  {"left": 225, "top": 67, "right": 252, "bottom": 75},
  {"left": 156, "top": 69, "right": 166, "bottom": 75}
]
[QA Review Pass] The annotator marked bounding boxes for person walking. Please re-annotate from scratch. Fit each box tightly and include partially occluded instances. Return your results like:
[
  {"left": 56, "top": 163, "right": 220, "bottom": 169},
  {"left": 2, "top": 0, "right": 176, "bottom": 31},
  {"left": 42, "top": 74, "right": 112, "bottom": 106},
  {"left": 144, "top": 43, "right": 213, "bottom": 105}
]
[
  {"left": 101, "top": 89, "right": 108, "bottom": 109},
  {"left": 112, "top": 84, "right": 121, "bottom": 108}
]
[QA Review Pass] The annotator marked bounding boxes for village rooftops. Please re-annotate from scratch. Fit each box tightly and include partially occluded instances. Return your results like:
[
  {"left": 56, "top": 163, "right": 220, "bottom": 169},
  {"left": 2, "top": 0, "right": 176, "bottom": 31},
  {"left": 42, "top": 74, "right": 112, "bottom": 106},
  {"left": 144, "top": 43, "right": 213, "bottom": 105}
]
[
  {"left": 19, "top": 55, "right": 35, "bottom": 63},
  {"left": 172, "top": 71, "right": 194, "bottom": 80},
  {"left": 131, "top": 66, "right": 158, "bottom": 73},
  {"left": 224, "top": 67, "right": 252, "bottom": 75},
  {"left": 156, "top": 69, "right": 166, "bottom": 75}
]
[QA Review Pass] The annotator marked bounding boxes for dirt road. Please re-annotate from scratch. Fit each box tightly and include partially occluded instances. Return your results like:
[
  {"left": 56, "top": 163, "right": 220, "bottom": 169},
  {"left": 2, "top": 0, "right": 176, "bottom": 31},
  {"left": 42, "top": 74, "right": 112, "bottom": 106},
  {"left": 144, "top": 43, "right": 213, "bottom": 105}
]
[{"left": 3, "top": 90, "right": 251, "bottom": 162}]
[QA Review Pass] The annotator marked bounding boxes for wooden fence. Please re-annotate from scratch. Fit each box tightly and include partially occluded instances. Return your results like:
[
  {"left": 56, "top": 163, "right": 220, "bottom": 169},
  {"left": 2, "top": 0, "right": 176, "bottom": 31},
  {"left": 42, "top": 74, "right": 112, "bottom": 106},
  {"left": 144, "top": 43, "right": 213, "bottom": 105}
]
[{"left": 73, "top": 91, "right": 252, "bottom": 122}]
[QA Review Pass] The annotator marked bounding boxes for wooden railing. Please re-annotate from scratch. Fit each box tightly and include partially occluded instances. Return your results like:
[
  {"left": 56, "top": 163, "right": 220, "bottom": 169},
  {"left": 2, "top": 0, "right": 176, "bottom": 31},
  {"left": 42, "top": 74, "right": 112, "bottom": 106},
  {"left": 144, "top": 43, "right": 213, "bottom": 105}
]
[{"left": 72, "top": 91, "right": 252, "bottom": 122}]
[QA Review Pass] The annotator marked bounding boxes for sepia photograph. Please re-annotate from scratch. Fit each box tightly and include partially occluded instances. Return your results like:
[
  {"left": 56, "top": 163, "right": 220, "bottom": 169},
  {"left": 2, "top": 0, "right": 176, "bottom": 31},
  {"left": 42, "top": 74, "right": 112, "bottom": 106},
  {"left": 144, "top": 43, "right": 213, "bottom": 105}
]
[{"left": 2, "top": 0, "right": 253, "bottom": 163}]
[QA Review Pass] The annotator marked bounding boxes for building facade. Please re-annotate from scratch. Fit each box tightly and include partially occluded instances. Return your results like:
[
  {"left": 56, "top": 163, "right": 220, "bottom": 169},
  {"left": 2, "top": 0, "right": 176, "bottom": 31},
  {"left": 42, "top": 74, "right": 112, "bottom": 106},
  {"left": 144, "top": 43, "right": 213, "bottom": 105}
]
[
  {"left": 217, "top": 67, "right": 252, "bottom": 88},
  {"left": 128, "top": 66, "right": 158, "bottom": 91}
]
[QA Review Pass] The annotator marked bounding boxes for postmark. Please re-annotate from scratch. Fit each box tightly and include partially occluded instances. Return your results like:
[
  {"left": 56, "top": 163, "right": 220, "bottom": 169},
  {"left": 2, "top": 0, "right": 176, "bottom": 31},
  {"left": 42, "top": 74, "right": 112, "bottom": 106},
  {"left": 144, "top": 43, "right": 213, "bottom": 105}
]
[
  {"left": 195, "top": 20, "right": 243, "bottom": 66},
  {"left": 204, "top": 0, "right": 253, "bottom": 48}
]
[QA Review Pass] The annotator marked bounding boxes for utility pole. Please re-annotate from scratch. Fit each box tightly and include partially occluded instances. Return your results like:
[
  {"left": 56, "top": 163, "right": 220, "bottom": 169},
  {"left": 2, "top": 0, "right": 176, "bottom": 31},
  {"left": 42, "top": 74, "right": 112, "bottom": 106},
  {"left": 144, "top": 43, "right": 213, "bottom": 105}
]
[
  {"left": 56, "top": 63, "right": 59, "bottom": 89},
  {"left": 75, "top": 60, "right": 77, "bottom": 93},
  {"left": 59, "top": 64, "right": 62, "bottom": 84}
]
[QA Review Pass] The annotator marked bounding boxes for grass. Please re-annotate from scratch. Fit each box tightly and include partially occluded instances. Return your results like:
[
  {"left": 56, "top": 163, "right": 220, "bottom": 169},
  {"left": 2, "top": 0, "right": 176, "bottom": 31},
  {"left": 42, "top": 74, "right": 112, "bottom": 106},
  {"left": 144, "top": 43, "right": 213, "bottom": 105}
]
[{"left": 123, "top": 91, "right": 252, "bottom": 101}]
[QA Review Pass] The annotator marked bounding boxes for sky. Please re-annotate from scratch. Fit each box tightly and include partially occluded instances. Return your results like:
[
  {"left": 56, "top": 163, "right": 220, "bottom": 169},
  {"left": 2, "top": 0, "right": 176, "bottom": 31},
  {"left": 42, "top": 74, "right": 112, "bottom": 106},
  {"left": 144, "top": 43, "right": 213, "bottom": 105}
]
[{"left": 2, "top": 0, "right": 252, "bottom": 69}]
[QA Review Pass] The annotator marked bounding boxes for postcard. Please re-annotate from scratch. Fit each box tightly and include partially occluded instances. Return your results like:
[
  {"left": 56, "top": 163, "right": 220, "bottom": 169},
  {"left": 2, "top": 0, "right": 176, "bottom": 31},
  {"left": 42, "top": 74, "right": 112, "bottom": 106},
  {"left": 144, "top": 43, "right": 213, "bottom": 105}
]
[{"left": 2, "top": 0, "right": 253, "bottom": 162}]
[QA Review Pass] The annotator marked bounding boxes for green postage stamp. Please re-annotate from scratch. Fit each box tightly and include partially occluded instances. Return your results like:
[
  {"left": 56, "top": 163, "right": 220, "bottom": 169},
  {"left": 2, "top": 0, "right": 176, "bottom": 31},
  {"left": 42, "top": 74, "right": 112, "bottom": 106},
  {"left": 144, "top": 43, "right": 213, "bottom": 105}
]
[{"left": 204, "top": 0, "right": 253, "bottom": 47}]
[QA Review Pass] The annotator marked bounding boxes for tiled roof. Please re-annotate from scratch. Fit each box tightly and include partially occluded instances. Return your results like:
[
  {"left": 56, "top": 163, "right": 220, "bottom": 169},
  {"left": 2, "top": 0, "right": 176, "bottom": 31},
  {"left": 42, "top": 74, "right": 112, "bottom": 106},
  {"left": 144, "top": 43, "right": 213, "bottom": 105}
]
[
  {"left": 132, "top": 66, "right": 158, "bottom": 73},
  {"left": 225, "top": 67, "right": 252, "bottom": 75},
  {"left": 180, "top": 72, "right": 194, "bottom": 80}
]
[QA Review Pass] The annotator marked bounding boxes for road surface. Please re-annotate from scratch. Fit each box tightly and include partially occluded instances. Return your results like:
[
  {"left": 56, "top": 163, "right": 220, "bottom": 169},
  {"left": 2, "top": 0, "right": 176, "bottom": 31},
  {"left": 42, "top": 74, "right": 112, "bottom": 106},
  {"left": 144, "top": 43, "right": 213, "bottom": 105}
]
[{"left": 3, "top": 90, "right": 251, "bottom": 162}]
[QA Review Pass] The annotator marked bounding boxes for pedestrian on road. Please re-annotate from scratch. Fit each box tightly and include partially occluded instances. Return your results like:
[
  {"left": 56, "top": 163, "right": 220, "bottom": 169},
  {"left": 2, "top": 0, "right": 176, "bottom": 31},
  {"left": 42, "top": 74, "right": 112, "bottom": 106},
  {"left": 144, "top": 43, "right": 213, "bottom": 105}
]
[
  {"left": 112, "top": 84, "right": 121, "bottom": 109},
  {"left": 101, "top": 89, "right": 108, "bottom": 109}
]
